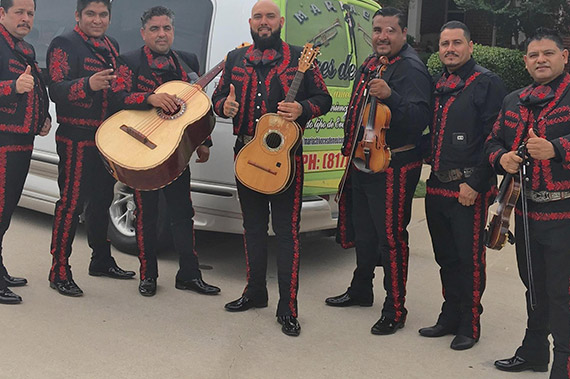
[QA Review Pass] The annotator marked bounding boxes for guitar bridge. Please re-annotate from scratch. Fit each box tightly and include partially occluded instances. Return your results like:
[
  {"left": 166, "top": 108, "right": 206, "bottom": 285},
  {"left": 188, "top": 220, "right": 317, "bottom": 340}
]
[
  {"left": 120, "top": 125, "right": 157, "bottom": 149},
  {"left": 247, "top": 160, "right": 278, "bottom": 175}
]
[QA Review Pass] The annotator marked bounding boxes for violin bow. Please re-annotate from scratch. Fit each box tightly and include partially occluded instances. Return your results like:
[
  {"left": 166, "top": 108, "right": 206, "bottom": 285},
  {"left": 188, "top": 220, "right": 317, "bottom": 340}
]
[
  {"left": 517, "top": 142, "right": 537, "bottom": 309},
  {"left": 334, "top": 84, "right": 371, "bottom": 202}
]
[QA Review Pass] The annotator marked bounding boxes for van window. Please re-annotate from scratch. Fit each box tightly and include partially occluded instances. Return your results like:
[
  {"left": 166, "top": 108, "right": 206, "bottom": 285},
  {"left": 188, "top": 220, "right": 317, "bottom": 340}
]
[
  {"left": 28, "top": 0, "right": 213, "bottom": 72},
  {"left": 108, "top": 0, "right": 213, "bottom": 72},
  {"left": 28, "top": 0, "right": 76, "bottom": 68}
]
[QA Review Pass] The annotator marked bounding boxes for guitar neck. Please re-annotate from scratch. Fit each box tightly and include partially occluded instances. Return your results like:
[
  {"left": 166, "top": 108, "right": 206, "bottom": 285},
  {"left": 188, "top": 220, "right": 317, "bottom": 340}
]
[
  {"left": 194, "top": 60, "right": 226, "bottom": 90},
  {"left": 284, "top": 71, "right": 305, "bottom": 103}
]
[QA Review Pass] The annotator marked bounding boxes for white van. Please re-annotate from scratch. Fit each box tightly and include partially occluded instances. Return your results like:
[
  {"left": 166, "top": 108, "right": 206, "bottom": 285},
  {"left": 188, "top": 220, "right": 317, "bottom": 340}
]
[{"left": 20, "top": 0, "right": 380, "bottom": 252}]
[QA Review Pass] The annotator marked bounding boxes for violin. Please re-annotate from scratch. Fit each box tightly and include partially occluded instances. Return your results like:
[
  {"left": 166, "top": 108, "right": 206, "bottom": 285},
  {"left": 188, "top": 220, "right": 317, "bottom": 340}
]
[
  {"left": 352, "top": 56, "right": 391, "bottom": 173},
  {"left": 335, "top": 56, "right": 392, "bottom": 202},
  {"left": 484, "top": 144, "right": 526, "bottom": 250}
]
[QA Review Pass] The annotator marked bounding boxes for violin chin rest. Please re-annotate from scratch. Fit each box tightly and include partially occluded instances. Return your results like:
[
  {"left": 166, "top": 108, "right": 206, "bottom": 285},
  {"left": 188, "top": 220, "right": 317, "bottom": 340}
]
[{"left": 507, "top": 231, "right": 515, "bottom": 245}]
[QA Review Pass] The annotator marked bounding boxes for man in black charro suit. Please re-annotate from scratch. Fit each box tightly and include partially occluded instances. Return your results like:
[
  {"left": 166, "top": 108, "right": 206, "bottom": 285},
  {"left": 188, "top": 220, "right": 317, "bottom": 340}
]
[
  {"left": 212, "top": 0, "right": 331, "bottom": 337},
  {"left": 110, "top": 5, "right": 219, "bottom": 298},
  {"left": 0, "top": 0, "right": 50, "bottom": 304}
]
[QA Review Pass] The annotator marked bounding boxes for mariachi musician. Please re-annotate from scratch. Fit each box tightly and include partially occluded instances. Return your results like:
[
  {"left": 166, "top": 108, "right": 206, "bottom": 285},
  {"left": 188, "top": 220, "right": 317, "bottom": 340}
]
[
  {"left": 46, "top": 0, "right": 135, "bottom": 297},
  {"left": 211, "top": 0, "right": 331, "bottom": 337},
  {"left": 327, "top": 7, "right": 432, "bottom": 336},
  {"left": 485, "top": 27, "right": 570, "bottom": 378},
  {"left": 419, "top": 21, "right": 506, "bottom": 351},
  {"left": 110, "top": 6, "right": 219, "bottom": 297},
  {"left": 0, "top": 0, "right": 50, "bottom": 304}
]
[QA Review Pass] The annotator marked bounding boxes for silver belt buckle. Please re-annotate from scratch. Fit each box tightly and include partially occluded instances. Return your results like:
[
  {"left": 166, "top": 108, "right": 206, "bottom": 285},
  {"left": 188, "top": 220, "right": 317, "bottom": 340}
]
[
  {"left": 530, "top": 191, "right": 548, "bottom": 202},
  {"left": 463, "top": 167, "right": 474, "bottom": 178},
  {"left": 448, "top": 169, "right": 461, "bottom": 181}
]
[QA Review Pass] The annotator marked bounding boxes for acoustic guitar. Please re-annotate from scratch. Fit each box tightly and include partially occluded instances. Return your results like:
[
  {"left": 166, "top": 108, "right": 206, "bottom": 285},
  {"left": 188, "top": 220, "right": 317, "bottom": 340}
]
[{"left": 234, "top": 43, "right": 320, "bottom": 195}]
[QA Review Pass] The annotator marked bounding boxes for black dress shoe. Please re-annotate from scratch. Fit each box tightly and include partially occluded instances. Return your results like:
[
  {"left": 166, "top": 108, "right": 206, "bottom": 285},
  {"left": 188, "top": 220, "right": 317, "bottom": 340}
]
[
  {"left": 418, "top": 324, "right": 457, "bottom": 337},
  {"left": 3, "top": 275, "right": 27, "bottom": 287},
  {"left": 371, "top": 316, "right": 405, "bottom": 335},
  {"left": 89, "top": 265, "right": 136, "bottom": 279},
  {"left": 224, "top": 296, "right": 268, "bottom": 312},
  {"left": 450, "top": 335, "right": 478, "bottom": 350},
  {"left": 277, "top": 316, "right": 301, "bottom": 337},
  {"left": 175, "top": 278, "right": 220, "bottom": 295},
  {"left": 50, "top": 280, "right": 83, "bottom": 297},
  {"left": 0, "top": 287, "right": 22, "bottom": 304},
  {"left": 139, "top": 278, "right": 157, "bottom": 297},
  {"left": 494, "top": 355, "right": 548, "bottom": 372},
  {"left": 325, "top": 291, "right": 373, "bottom": 307}
]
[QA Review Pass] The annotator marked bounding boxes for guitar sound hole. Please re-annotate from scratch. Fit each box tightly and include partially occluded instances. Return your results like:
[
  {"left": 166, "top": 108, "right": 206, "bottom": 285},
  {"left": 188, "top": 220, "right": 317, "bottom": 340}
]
[
  {"left": 266, "top": 132, "right": 282, "bottom": 149},
  {"left": 163, "top": 105, "right": 181, "bottom": 116},
  {"left": 156, "top": 98, "right": 186, "bottom": 120}
]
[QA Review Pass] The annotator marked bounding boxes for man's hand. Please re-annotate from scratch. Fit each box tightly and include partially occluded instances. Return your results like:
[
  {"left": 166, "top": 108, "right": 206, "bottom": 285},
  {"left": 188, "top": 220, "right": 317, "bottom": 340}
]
[
  {"left": 16, "top": 65, "right": 34, "bottom": 94},
  {"left": 39, "top": 117, "right": 51, "bottom": 136},
  {"left": 147, "top": 93, "right": 179, "bottom": 114},
  {"left": 499, "top": 150, "right": 523, "bottom": 174},
  {"left": 458, "top": 182, "right": 478, "bottom": 207},
  {"left": 195, "top": 145, "right": 210, "bottom": 163},
  {"left": 223, "top": 84, "right": 240, "bottom": 118},
  {"left": 277, "top": 100, "right": 302, "bottom": 122},
  {"left": 526, "top": 128, "right": 556, "bottom": 160},
  {"left": 89, "top": 68, "right": 116, "bottom": 91},
  {"left": 368, "top": 78, "right": 392, "bottom": 100}
]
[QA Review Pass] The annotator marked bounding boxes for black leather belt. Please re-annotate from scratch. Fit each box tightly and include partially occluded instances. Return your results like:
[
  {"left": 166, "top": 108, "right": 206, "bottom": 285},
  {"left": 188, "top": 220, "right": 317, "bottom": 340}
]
[
  {"left": 433, "top": 167, "right": 474, "bottom": 183},
  {"left": 237, "top": 134, "right": 253, "bottom": 144},
  {"left": 526, "top": 190, "right": 570, "bottom": 203}
]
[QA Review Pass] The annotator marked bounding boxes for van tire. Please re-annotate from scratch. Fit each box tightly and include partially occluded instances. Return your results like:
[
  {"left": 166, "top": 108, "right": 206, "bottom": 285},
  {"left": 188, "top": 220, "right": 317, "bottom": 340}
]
[
  {"left": 107, "top": 182, "right": 173, "bottom": 255},
  {"left": 108, "top": 182, "right": 138, "bottom": 254}
]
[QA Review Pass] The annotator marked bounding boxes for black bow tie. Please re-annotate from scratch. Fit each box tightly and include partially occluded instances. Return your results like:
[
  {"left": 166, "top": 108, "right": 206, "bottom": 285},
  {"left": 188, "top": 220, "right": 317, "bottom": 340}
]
[
  {"left": 245, "top": 48, "right": 281, "bottom": 66},
  {"left": 435, "top": 73, "right": 464, "bottom": 95},
  {"left": 144, "top": 46, "right": 177, "bottom": 74},
  {"left": 75, "top": 25, "right": 114, "bottom": 67},
  {"left": 519, "top": 84, "right": 555, "bottom": 107}
]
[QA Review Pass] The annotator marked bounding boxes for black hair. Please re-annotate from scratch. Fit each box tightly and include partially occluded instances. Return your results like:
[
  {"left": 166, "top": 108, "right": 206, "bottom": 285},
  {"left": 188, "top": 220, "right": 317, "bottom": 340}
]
[
  {"left": 373, "top": 7, "right": 406, "bottom": 30},
  {"left": 76, "top": 0, "right": 111, "bottom": 16},
  {"left": 440, "top": 20, "right": 471, "bottom": 41},
  {"left": 1, "top": 0, "right": 37, "bottom": 11},
  {"left": 141, "top": 6, "right": 175, "bottom": 28},
  {"left": 525, "top": 27, "right": 565, "bottom": 51}
]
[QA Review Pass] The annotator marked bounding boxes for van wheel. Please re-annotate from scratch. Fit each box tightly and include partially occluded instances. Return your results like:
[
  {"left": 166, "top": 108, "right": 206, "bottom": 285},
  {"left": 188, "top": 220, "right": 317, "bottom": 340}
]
[
  {"left": 108, "top": 182, "right": 137, "bottom": 254},
  {"left": 107, "top": 182, "right": 173, "bottom": 255}
]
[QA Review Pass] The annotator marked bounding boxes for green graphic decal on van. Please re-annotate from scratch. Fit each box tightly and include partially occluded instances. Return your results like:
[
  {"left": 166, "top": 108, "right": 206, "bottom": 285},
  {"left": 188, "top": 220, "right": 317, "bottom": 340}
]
[{"left": 281, "top": 0, "right": 380, "bottom": 195}]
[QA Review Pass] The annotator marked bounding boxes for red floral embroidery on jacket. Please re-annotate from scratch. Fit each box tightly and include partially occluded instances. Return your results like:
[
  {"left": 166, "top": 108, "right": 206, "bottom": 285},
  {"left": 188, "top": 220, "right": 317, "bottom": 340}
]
[{"left": 49, "top": 48, "right": 70, "bottom": 83}]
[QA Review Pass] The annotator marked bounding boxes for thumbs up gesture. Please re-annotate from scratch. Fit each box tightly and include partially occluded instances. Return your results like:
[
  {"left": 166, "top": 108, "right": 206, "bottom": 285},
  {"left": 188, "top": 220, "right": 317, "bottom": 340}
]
[
  {"left": 526, "top": 128, "right": 555, "bottom": 160},
  {"left": 16, "top": 65, "right": 34, "bottom": 94},
  {"left": 223, "top": 84, "right": 239, "bottom": 118}
]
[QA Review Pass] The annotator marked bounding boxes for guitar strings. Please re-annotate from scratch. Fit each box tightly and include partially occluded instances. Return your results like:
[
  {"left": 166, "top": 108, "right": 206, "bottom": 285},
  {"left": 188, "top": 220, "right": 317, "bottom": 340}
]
[{"left": 136, "top": 85, "right": 199, "bottom": 135}]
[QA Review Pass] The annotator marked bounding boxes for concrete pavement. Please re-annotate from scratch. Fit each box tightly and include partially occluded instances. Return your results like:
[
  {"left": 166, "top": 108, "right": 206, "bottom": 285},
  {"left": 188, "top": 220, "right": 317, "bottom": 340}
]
[{"left": 0, "top": 200, "right": 548, "bottom": 379}]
